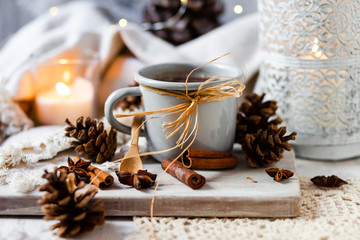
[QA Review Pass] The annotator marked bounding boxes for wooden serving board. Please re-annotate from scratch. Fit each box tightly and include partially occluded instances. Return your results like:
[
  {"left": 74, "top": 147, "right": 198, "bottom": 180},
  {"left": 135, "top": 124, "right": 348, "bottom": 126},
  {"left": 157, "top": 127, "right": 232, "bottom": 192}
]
[{"left": 0, "top": 150, "right": 301, "bottom": 217}]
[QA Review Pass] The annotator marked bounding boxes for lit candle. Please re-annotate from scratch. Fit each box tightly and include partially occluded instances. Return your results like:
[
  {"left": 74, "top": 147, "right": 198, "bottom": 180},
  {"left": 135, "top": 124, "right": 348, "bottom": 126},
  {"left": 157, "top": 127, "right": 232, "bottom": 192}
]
[
  {"left": 35, "top": 78, "right": 94, "bottom": 125},
  {"left": 299, "top": 38, "right": 328, "bottom": 60}
]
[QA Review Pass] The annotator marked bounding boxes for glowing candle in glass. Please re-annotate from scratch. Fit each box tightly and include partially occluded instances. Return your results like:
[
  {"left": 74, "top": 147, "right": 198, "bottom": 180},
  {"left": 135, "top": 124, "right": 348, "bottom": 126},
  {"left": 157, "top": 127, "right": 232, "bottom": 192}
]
[{"left": 35, "top": 78, "right": 94, "bottom": 125}]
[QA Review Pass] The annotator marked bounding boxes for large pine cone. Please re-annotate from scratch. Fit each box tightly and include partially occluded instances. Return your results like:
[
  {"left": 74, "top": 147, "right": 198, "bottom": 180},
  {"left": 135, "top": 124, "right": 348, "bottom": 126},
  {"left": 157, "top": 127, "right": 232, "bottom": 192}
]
[
  {"left": 242, "top": 125, "right": 297, "bottom": 168},
  {"left": 236, "top": 93, "right": 283, "bottom": 143},
  {"left": 38, "top": 168, "right": 105, "bottom": 237},
  {"left": 65, "top": 117, "right": 117, "bottom": 163},
  {"left": 142, "top": 0, "right": 223, "bottom": 45}
]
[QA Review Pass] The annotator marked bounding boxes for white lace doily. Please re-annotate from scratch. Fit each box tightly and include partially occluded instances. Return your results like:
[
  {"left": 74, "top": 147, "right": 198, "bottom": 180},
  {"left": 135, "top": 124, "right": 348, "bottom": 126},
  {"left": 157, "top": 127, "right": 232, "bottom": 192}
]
[
  {"left": 0, "top": 126, "right": 73, "bottom": 192},
  {"left": 0, "top": 125, "right": 72, "bottom": 168},
  {"left": 128, "top": 177, "right": 360, "bottom": 240},
  {"left": 0, "top": 86, "right": 33, "bottom": 143},
  {"left": 0, "top": 111, "right": 147, "bottom": 192}
]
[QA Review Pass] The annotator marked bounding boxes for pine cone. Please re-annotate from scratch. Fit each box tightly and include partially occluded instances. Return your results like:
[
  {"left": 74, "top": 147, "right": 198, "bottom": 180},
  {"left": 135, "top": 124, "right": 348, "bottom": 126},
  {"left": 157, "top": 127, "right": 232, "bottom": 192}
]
[
  {"left": 242, "top": 125, "right": 297, "bottom": 168},
  {"left": 118, "top": 83, "right": 142, "bottom": 111},
  {"left": 65, "top": 117, "right": 117, "bottom": 163},
  {"left": 38, "top": 168, "right": 105, "bottom": 237},
  {"left": 142, "top": 0, "right": 223, "bottom": 45},
  {"left": 236, "top": 93, "right": 283, "bottom": 143}
]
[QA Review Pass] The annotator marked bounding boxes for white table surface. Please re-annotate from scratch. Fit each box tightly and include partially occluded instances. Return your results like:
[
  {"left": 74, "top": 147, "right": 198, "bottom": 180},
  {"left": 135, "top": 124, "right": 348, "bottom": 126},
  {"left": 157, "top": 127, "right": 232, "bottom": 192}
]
[{"left": 1, "top": 156, "right": 359, "bottom": 240}]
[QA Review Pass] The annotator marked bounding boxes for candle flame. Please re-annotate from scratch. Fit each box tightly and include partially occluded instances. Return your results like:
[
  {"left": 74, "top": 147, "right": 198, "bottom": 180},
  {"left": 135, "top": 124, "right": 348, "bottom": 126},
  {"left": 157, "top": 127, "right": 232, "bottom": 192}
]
[
  {"left": 312, "top": 42, "right": 319, "bottom": 53},
  {"left": 299, "top": 38, "right": 328, "bottom": 60},
  {"left": 56, "top": 82, "right": 71, "bottom": 97},
  {"left": 311, "top": 38, "right": 327, "bottom": 59}
]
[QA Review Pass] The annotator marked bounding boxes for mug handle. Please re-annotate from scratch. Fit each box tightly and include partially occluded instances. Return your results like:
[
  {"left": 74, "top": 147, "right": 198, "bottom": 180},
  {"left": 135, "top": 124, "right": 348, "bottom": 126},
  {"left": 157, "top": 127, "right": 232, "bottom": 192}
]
[{"left": 104, "top": 87, "right": 146, "bottom": 136}]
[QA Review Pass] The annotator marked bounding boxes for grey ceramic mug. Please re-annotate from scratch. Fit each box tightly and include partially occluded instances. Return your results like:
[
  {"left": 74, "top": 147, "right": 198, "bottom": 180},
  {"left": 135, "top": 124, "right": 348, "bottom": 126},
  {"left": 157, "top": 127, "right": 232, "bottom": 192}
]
[{"left": 104, "top": 63, "right": 244, "bottom": 162}]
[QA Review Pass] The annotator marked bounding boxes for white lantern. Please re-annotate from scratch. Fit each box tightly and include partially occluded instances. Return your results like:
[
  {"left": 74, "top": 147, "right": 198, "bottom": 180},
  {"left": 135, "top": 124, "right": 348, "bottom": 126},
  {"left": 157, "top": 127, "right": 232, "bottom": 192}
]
[{"left": 256, "top": 0, "right": 360, "bottom": 160}]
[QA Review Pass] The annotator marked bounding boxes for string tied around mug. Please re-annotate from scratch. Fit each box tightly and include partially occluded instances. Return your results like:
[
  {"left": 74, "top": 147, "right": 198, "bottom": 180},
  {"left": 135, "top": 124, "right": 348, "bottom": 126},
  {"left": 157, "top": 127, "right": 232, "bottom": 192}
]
[
  {"left": 114, "top": 72, "right": 245, "bottom": 151},
  {"left": 113, "top": 54, "right": 246, "bottom": 231}
]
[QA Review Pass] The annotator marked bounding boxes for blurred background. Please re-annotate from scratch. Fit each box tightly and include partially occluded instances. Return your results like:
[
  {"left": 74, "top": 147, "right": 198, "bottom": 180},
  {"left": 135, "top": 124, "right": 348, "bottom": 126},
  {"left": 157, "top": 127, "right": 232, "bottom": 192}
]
[
  {"left": 0, "top": 0, "right": 260, "bottom": 133},
  {"left": 0, "top": 0, "right": 257, "bottom": 44}
]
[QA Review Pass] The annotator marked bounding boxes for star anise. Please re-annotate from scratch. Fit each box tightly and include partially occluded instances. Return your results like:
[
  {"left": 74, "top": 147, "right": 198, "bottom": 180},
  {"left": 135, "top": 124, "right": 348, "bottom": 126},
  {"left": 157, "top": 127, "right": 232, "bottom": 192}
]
[
  {"left": 59, "top": 156, "right": 91, "bottom": 183},
  {"left": 265, "top": 167, "right": 294, "bottom": 182},
  {"left": 115, "top": 169, "right": 157, "bottom": 190},
  {"left": 311, "top": 175, "right": 348, "bottom": 187}
]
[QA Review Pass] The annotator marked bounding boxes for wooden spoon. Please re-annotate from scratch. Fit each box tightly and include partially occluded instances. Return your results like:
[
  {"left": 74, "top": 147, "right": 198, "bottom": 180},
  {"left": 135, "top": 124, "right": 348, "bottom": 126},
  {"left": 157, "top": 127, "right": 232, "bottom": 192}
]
[{"left": 119, "top": 115, "right": 143, "bottom": 173}]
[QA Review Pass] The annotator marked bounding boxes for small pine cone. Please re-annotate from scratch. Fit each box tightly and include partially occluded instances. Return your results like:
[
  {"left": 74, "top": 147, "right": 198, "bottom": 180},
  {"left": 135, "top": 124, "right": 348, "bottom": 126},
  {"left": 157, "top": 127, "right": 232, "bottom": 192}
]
[
  {"left": 236, "top": 93, "right": 283, "bottom": 143},
  {"left": 118, "top": 83, "right": 142, "bottom": 111},
  {"left": 242, "top": 125, "right": 297, "bottom": 168},
  {"left": 38, "top": 168, "right": 105, "bottom": 237},
  {"left": 65, "top": 117, "right": 117, "bottom": 163},
  {"left": 142, "top": 0, "right": 223, "bottom": 45}
]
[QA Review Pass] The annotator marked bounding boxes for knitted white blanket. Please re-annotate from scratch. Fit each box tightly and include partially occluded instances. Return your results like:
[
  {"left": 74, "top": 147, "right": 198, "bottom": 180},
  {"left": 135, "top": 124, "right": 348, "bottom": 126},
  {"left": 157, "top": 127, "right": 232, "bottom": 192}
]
[{"left": 128, "top": 177, "right": 360, "bottom": 240}]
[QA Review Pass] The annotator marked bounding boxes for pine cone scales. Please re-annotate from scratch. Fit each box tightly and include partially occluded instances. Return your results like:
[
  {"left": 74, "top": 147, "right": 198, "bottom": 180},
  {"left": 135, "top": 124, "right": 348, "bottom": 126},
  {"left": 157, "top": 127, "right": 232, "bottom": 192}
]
[
  {"left": 38, "top": 168, "right": 105, "bottom": 237},
  {"left": 65, "top": 117, "right": 117, "bottom": 163},
  {"left": 143, "top": 0, "right": 223, "bottom": 45},
  {"left": 242, "top": 125, "right": 297, "bottom": 168},
  {"left": 118, "top": 83, "right": 142, "bottom": 111},
  {"left": 236, "top": 93, "right": 283, "bottom": 143}
]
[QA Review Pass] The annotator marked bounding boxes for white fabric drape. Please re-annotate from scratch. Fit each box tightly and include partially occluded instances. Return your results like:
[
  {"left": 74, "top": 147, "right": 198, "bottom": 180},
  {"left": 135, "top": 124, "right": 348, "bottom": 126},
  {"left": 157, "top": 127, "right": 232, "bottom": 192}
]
[{"left": 0, "top": 1, "right": 260, "bottom": 102}]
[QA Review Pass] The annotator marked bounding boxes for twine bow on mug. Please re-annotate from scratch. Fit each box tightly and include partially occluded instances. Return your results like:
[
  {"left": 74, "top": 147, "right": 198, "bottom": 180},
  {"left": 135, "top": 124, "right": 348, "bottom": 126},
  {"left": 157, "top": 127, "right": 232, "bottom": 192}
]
[
  {"left": 112, "top": 57, "right": 246, "bottom": 226},
  {"left": 114, "top": 68, "right": 246, "bottom": 155}
]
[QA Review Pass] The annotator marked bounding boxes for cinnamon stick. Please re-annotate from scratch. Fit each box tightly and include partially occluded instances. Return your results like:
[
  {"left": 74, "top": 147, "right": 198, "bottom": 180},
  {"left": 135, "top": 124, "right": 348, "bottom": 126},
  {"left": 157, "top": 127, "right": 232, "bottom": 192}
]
[
  {"left": 88, "top": 165, "right": 114, "bottom": 189},
  {"left": 72, "top": 156, "right": 114, "bottom": 189},
  {"left": 161, "top": 158, "right": 206, "bottom": 190},
  {"left": 182, "top": 149, "right": 238, "bottom": 169}
]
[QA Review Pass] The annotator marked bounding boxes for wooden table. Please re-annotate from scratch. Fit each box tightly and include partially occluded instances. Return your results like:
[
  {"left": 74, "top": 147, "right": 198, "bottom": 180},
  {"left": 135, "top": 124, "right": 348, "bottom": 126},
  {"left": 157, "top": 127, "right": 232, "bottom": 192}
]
[
  {"left": 0, "top": 156, "right": 359, "bottom": 239},
  {"left": 0, "top": 150, "right": 301, "bottom": 218}
]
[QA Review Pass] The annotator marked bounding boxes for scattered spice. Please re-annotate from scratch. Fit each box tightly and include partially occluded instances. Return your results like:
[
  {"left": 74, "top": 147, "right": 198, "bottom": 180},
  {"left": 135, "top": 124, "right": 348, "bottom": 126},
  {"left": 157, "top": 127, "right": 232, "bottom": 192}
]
[
  {"left": 87, "top": 164, "right": 114, "bottom": 189},
  {"left": 116, "top": 169, "right": 157, "bottom": 190},
  {"left": 58, "top": 156, "right": 91, "bottom": 183},
  {"left": 246, "top": 177, "right": 257, "bottom": 183},
  {"left": 59, "top": 156, "right": 114, "bottom": 189},
  {"left": 182, "top": 149, "right": 238, "bottom": 169},
  {"left": 265, "top": 167, "right": 294, "bottom": 182},
  {"left": 38, "top": 168, "right": 105, "bottom": 237},
  {"left": 161, "top": 158, "right": 206, "bottom": 190},
  {"left": 311, "top": 175, "right": 348, "bottom": 187}
]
